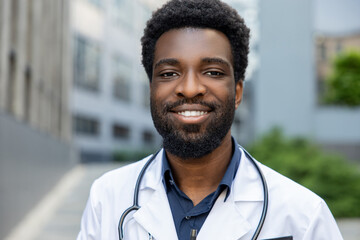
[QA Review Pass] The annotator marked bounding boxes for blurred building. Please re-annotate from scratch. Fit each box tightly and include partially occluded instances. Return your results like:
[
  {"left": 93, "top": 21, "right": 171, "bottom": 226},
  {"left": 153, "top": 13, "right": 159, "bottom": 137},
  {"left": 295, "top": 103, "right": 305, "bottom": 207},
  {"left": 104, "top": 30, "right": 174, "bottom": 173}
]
[
  {"left": 71, "top": 0, "right": 166, "bottom": 162},
  {"left": 0, "top": 0, "right": 75, "bottom": 238},
  {"left": 224, "top": 0, "right": 260, "bottom": 145},
  {"left": 254, "top": 0, "right": 360, "bottom": 160}
]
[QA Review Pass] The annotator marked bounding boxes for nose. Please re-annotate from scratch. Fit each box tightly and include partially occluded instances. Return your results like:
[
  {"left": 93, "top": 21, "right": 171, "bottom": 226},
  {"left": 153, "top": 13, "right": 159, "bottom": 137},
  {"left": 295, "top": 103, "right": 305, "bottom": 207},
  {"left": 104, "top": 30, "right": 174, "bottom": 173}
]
[{"left": 175, "top": 71, "right": 206, "bottom": 98}]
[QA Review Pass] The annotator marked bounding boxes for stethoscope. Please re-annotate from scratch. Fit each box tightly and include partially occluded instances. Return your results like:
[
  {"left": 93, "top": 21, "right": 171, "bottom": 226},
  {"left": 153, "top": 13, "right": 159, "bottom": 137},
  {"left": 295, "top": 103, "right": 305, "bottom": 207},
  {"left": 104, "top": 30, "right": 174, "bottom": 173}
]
[{"left": 118, "top": 145, "right": 269, "bottom": 240}]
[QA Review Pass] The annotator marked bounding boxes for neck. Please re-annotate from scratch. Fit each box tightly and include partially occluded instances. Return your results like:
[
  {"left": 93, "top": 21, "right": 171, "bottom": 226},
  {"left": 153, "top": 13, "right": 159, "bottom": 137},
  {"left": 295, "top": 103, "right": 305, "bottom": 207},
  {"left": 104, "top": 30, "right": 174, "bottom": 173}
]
[{"left": 165, "top": 131, "right": 233, "bottom": 205}]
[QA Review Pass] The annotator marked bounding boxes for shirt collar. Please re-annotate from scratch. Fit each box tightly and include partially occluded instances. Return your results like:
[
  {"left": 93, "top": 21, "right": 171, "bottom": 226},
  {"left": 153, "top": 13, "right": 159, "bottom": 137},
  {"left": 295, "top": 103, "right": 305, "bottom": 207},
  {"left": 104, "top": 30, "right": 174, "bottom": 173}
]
[{"left": 161, "top": 137, "right": 241, "bottom": 199}]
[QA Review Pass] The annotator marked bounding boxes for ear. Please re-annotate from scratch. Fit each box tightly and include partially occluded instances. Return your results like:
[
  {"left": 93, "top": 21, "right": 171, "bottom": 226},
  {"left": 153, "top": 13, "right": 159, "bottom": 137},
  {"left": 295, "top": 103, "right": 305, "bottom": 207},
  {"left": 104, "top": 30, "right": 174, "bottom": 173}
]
[{"left": 235, "top": 81, "right": 243, "bottom": 110}]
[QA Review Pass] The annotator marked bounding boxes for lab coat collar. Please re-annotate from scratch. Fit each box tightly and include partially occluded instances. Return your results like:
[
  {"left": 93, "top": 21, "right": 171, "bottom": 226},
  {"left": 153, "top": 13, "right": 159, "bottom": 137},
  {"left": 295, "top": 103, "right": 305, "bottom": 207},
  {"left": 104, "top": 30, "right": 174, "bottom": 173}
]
[
  {"left": 232, "top": 147, "right": 265, "bottom": 202},
  {"left": 138, "top": 147, "right": 264, "bottom": 202},
  {"left": 133, "top": 149, "right": 178, "bottom": 239},
  {"left": 138, "top": 149, "right": 164, "bottom": 191},
  {"left": 198, "top": 147, "right": 264, "bottom": 239},
  {"left": 134, "top": 147, "right": 264, "bottom": 239}
]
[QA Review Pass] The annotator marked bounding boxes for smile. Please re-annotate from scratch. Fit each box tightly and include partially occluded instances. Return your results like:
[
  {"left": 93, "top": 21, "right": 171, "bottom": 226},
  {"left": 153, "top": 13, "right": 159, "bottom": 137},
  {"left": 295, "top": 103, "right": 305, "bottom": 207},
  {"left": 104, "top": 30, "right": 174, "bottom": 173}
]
[{"left": 177, "top": 111, "right": 208, "bottom": 117}]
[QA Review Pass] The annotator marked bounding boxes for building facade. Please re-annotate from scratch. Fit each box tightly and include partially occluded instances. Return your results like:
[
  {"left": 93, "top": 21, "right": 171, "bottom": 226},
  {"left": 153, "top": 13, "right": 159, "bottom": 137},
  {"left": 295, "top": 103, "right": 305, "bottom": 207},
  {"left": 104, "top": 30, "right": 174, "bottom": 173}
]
[
  {"left": 71, "top": 0, "right": 168, "bottom": 162},
  {"left": 0, "top": 0, "right": 74, "bottom": 238},
  {"left": 0, "top": 0, "right": 71, "bottom": 140}
]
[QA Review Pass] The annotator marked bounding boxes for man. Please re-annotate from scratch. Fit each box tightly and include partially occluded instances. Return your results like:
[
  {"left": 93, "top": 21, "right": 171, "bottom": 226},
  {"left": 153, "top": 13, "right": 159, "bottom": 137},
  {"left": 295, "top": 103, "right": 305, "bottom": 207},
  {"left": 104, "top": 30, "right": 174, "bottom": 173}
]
[{"left": 78, "top": 0, "right": 343, "bottom": 239}]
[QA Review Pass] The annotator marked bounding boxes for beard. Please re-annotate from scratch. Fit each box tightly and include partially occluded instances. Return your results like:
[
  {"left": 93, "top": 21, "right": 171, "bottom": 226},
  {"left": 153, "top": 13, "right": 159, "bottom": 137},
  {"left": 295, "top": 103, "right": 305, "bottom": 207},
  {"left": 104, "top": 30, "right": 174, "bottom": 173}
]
[{"left": 150, "top": 96, "right": 235, "bottom": 159}]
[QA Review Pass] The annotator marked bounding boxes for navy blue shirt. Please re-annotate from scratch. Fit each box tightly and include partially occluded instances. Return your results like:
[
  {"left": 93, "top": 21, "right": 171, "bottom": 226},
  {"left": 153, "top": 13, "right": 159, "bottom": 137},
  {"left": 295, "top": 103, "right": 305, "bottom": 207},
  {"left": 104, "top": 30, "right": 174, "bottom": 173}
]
[{"left": 161, "top": 138, "right": 241, "bottom": 240}]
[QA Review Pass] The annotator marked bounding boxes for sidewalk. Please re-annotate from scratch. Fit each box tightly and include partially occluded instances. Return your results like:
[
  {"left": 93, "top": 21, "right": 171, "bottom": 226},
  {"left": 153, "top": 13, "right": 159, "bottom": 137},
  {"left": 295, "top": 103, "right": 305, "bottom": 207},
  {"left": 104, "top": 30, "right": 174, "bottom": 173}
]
[
  {"left": 5, "top": 163, "right": 125, "bottom": 240},
  {"left": 5, "top": 162, "right": 360, "bottom": 240}
]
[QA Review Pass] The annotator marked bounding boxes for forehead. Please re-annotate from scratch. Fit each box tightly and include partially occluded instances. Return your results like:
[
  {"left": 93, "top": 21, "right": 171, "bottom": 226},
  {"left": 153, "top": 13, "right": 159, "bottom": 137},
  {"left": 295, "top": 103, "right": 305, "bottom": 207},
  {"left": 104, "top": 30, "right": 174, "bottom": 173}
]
[{"left": 153, "top": 28, "right": 233, "bottom": 65}]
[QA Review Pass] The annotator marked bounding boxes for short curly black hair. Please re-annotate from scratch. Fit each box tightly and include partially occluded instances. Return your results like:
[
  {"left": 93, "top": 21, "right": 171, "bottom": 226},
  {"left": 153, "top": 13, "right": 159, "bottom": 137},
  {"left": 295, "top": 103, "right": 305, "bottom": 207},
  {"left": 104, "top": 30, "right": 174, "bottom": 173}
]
[{"left": 141, "top": 0, "right": 250, "bottom": 83}]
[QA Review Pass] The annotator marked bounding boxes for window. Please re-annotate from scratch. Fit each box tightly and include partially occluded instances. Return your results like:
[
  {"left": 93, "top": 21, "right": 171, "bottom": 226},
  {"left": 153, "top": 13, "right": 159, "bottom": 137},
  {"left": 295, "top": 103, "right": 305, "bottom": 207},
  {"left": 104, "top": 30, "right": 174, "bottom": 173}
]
[
  {"left": 7, "top": 51, "right": 16, "bottom": 114},
  {"left": 112, "top": 56, "right": 131, "bottom": 101},
  {"left": 113, "top": 123, "right": 130, "bottom": 139},
  {"left": 24, "top": 67, "right": 31, "bottom": 121},
  {"left": 320, "top": 42, "right": 327, "bottom": 61},
  {"left": 336, "top": 41, "right": 342, "bottom": 54},
  {"left": 113, "top": 0, "right": 133, "bottom": 31},
  {"left": 73, "top": 35, "right": 101, "bottom": 91},
  {"left": 73, "top": 115, "right": 100, "bottom": 136},
  {"left": 142, "top": 130, "right": 154, "bottom": 144},
  {"left": 88, "top": 0, "right": 102, "bottom": 8},
  {"left": 142, "top": 72, "right": 150, "bottom": 107},
  {"left": 142, "top": 82, "right": 150, "bottom": 107}
]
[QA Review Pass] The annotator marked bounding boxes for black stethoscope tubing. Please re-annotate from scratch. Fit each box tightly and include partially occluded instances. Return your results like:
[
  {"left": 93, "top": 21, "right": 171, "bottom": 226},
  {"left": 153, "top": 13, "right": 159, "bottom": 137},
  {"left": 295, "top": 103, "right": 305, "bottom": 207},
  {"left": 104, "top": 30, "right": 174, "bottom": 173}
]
[{"left": 118, "top": 146, "right": 268, "bottom": 240}]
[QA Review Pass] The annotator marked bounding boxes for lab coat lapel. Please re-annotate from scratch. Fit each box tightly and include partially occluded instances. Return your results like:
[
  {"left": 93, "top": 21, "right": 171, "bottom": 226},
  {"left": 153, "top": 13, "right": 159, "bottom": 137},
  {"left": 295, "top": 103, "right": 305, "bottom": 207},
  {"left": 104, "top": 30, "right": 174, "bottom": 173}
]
[
  {"left": 233, "top": 147, "right": 264, "bottom": 202},
  {"left": 197, "top": 191, "right": 251, "bottom": 240},
  {"left": 198, "top": 148, "right": 264, "bottom": 240},
  {"left": 132, "top": 150, "right": 178, "bottom": 240}
]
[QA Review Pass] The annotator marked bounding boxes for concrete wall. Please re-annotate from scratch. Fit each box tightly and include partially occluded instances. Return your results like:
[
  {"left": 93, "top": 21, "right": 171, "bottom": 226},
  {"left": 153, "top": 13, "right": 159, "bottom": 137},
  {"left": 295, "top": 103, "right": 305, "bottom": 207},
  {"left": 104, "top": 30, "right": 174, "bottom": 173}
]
[
  {"left": 256, "top": 0, "right": 315, "bottom": 138},
  {"left": 0, "top": 111, "right": 77, "bottom": 239},
  {"left": 0, "top": 0, "right": 72, "bottom": 141},
  {"left": 315, "top": 107, "right": 360, "bottom": 160}
]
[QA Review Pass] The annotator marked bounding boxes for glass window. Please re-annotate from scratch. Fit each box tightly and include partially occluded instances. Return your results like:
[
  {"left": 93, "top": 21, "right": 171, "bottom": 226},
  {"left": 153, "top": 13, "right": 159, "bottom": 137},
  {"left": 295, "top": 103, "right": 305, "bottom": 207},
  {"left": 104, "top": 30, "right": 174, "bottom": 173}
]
[
  {"left": 320, "top": 42, "right": 327, "bottom": 61},
  {"left": 88, "top": 0, "right": 102, "bottom": 8},
  {"left": 142, "top": 130, "right": 154, "bottom": 144},
  {"left": 73, "top": 35, "right": 101, "bottom": 92},
  {"left": 113, "top": 123, "right": 130, "bottom": 139},
  {"left": 142, "top": 75, "right": 150, "bottom": 107},
  {"left": 336, "top": 41, "right": 342, "bottom": 53},
  {"left": 73, "top": 115, "right": 100, "bottom": 136},
  {"left": 112, "top": 55, "right": 131, "bottom": 101},
  {"left": 113, "top": 0, "right": 133, "bottom": 31}
]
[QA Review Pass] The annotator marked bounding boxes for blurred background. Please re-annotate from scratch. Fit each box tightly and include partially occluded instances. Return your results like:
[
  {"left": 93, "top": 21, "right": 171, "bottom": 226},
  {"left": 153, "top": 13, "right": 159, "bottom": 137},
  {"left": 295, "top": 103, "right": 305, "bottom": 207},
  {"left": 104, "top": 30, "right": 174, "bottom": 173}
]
[{"left": 0, "top": 0, "right": 359, "bottom": 239}]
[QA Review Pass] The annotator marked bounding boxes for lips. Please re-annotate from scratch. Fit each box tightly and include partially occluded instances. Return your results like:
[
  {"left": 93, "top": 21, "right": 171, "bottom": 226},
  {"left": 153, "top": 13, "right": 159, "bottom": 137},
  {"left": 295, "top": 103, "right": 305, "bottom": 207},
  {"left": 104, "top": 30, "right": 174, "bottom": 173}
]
[
  {"left": 169, "top": 103, "right": 212, "bottom": 124},
  {"left": 171, "top": 103, "right": 212, "bottom": 114}
]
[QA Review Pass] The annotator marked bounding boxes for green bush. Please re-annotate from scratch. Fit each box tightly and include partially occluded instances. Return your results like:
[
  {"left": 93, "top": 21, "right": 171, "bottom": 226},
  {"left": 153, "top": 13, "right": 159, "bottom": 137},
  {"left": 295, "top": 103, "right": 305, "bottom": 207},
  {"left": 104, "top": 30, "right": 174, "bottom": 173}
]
[
  {"left": 247, "top": 128, "right": 360, "bottom": 218},
  {"left": 113, "top": 149, "right": 155, "bottom": 162},
  {"left": 323, "top": 50, "right": 360, "bottom": 106}
]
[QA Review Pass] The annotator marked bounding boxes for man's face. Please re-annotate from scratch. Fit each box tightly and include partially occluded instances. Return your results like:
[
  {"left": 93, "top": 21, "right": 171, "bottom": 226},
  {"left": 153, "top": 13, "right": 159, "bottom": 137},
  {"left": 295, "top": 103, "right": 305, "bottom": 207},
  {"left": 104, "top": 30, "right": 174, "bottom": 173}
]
[{"left": 150, "top": 28, "right": 243, "bottom": 159}]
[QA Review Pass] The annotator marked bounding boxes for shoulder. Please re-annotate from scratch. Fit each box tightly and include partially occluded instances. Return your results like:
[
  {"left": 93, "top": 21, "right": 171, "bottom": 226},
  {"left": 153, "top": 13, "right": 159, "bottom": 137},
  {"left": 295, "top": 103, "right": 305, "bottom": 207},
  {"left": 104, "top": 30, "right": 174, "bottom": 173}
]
[
  {"left": 89, "top": 155, "right": 153, "bottom": 199},
  {"left": 258, "top": 162, "right": 342, "bottom": 238},
  {"left": 259, "top": 162, "right": 322, "bottom": 206}
]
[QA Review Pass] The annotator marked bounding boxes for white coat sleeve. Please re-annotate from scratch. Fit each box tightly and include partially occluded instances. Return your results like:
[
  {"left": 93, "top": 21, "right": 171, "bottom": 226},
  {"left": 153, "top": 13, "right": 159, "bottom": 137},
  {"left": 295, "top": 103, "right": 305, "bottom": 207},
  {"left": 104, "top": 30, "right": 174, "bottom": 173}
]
[
  {"left": 77, "top": 180, "right": 101, "bottom": 240},
  {"left": 303, "top": 200, "right": 343, "bottom": 240}
]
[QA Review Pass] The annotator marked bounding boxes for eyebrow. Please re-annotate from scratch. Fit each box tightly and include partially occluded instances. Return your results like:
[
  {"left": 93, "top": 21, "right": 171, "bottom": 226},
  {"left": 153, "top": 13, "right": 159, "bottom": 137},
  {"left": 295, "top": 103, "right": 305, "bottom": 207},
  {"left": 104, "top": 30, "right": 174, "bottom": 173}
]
[
  {"left": 201, "top": 57, "right": 231, "bottom": 68},
  {"left": 154, "top": 58, "right": 180, "bottom": 70},
  {"left": 153, "top": 57, "right": 231, "bottom": 70}
]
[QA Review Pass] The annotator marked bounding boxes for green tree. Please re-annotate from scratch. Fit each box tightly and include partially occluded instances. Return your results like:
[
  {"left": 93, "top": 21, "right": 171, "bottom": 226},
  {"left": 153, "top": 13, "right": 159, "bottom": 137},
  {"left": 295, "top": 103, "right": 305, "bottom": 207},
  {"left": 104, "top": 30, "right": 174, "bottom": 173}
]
[
  {"left": 323, "top": 50, "right": 360, "bottom": 106},
  {"left": 247, "top": 128, "right": 360, "bottom": 218}
]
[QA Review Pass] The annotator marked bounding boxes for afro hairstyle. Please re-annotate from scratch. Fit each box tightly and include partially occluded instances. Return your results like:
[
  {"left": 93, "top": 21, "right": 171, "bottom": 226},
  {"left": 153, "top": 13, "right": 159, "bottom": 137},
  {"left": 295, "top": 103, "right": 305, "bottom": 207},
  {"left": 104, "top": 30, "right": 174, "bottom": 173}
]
[{"left": 141, "top": 0, "right": 250, "bottom": 83}]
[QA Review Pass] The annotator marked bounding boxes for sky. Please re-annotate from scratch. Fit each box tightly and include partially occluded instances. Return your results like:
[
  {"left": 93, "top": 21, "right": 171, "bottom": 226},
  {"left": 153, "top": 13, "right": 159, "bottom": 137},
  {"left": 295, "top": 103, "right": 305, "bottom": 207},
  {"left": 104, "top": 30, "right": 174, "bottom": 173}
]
[{"left": 314, "top": 0, "right": 360, "bottom": 34}]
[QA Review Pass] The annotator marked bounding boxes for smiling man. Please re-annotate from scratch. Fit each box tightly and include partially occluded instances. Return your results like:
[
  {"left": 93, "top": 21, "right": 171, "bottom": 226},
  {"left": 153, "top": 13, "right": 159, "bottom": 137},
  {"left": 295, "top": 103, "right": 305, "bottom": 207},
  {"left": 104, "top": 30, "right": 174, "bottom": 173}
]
[{"left": 77, "top": 1, "right": 343, "bottom": 240}]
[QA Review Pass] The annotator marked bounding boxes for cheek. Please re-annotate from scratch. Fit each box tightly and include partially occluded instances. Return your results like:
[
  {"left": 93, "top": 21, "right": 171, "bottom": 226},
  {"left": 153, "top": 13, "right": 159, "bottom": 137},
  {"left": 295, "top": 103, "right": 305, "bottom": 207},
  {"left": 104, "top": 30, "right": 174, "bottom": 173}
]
[
  {"left": 206, "top": 82, "right": 235, "bottom": 102},
  {"left": 150, "top": 83, "right": 177, "bottom": 102}
]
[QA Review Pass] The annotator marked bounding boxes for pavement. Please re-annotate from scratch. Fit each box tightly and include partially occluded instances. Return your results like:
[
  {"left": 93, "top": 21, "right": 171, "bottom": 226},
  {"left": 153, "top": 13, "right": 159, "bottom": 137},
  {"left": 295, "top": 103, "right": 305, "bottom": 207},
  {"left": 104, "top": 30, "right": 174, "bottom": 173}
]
[{"left": 4, "top": 162, "right": 360, "bottom": 240}]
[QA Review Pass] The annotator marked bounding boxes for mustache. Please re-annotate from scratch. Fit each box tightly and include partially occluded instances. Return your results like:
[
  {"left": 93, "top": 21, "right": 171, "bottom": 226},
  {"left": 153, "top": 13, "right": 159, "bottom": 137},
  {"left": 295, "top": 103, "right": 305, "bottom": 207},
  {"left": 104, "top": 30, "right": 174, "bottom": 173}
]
[{"left": 163, "top": 98, "right": 218, "bottom": 113}]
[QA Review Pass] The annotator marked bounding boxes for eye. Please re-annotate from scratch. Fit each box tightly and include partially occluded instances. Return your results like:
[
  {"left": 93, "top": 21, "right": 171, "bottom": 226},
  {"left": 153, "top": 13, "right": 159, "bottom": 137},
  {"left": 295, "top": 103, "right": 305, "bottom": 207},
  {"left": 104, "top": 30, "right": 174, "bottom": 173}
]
[
  {"left": 205, "top": 71, "right": 225, "bottom": 76},
  {"left": 159, "top": 72, "right": 178, "bottom": 78}
]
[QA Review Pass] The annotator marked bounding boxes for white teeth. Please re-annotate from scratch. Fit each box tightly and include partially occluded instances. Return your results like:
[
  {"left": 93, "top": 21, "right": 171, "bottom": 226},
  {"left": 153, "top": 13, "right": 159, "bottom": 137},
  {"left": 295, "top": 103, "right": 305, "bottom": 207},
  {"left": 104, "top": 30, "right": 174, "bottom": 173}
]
[{"left": 178, "top": 111, "right": 207, "bottom": 117}]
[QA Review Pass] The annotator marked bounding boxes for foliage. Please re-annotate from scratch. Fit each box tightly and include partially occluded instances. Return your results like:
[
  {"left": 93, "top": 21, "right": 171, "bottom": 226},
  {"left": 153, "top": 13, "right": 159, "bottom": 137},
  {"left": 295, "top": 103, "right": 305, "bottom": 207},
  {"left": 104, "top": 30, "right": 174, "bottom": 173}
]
[
  {"left": 247, "top": 128, "right": 360, "bottom": 218},
  {"left": 323, "top": 50, "right": 360, "bottom": 106},
  {"left": 113, "top": 149, "right": 155, "bottom": 162}
]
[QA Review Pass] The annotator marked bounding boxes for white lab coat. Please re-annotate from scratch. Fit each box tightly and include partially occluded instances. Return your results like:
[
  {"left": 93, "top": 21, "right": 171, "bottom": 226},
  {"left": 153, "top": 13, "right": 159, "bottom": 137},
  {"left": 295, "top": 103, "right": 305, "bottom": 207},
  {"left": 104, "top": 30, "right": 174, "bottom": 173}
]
[{"left": 77, "top": 148, "right": 343, "bottom": 240}]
